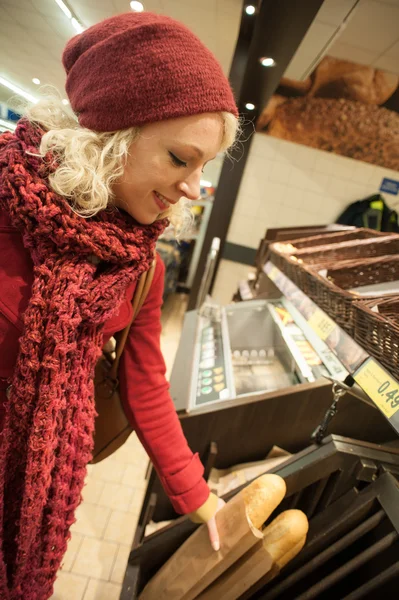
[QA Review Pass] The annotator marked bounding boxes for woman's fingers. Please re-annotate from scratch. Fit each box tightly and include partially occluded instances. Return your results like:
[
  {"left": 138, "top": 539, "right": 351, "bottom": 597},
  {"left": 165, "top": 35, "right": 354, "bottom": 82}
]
[
  {"left": 207, "top": 516, "right": 220, "bottom": 551},
  {"left": 207, "top": 497, "right": 226, "bottom": 551}
]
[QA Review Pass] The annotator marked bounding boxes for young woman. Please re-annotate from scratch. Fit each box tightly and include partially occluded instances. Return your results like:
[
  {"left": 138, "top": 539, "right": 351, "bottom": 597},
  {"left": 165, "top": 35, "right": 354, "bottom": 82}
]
[{"left": 0, "top": 11, "right": 239, "bottom": 599}]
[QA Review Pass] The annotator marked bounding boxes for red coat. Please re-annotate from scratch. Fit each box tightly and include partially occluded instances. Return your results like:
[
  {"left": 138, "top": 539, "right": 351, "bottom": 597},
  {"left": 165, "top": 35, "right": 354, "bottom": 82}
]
[{"left": 0, "top": 207, "right": 209, "bottom": 515}]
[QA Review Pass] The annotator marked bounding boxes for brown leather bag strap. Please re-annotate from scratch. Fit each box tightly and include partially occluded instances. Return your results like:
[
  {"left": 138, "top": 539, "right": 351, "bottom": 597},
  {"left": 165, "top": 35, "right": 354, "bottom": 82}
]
[{"left": 109, "top": 253, "right": 157, "bottom": 380}]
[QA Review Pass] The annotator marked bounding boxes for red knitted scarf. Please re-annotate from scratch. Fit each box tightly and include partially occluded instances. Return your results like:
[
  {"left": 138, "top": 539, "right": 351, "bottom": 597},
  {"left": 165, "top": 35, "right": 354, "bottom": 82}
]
[{"left": 0, "top": 120, "right": 166, "bottom": 599}]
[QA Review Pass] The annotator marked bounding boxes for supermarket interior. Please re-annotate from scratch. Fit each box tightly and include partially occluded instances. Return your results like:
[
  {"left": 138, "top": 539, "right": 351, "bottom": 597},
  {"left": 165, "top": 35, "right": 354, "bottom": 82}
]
[{"left": 1, "top": 0, "right": 399, "bottom": 599}]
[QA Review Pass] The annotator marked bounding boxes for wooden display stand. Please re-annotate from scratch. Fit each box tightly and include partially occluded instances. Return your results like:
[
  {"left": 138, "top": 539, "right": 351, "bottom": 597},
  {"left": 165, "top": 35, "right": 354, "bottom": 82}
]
[
  {"left": 137, "top": 380, "right": 394, "bottom": 528},
  {"left": 121, "top": 436, "right": 399, "bottom": 599}
]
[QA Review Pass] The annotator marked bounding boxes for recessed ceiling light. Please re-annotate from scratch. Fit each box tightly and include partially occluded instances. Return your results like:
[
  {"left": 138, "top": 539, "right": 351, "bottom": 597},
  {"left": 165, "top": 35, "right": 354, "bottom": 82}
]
[
  {"left": 245, "top": 103, "right": 255, "bottom": 110},
  {"left": 260, "top": 57, "right": 276, "bottom": 67},
  {"left": 54, "top": 0, "right": 72, "bottom": 20},
  {"left": 245, "top": 5, "right": 256, "bottom": 15},
  {"left": 32, "top": 78, "right": 41, "bottom": 85},
  {"left": 130, "top": 1, "right": 144, "bottom": 11},
  {"left": 0, "top": 76, "right": 38, "bottom": 103},
  {"left": 62, "top": 99, "right": 69, "bottom": 105}
]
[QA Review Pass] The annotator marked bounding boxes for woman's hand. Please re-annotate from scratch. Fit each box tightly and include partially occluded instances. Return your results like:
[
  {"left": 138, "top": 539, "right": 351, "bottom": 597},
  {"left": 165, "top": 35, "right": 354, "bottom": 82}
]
[{"left": 206, "top": 497, "right": 226, "bottom": 551}]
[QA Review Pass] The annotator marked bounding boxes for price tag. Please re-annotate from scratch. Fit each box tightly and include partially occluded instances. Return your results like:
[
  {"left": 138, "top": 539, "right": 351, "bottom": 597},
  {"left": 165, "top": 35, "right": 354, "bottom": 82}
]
[
  {"left": 307, "top": 309, "right": 336, "bottom": 341},
  {"left": 354, "top": 358, "right": 399, "bottom": 419}
]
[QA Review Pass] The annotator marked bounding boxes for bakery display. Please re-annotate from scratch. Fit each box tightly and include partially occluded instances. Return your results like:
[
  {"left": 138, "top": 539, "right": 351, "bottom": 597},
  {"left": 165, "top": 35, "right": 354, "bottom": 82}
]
[
  {"left": 139, "top": 474, "right": 291, "bottom": 600},
  {"left": 196, "top": 510, "right": 309, "bottom": 600}
]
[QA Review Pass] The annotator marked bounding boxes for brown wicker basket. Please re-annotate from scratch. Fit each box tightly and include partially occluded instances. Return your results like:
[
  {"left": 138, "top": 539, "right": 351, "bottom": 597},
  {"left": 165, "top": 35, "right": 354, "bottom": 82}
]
[
  {"left": 294, "top": 234, "right": 399, "bottom": 268},
  {"left": 300, "top": 255, "right": 399, "bottom": 336},
  {"left": 275, "top": 228, "right": 381, "bottom": 252},
  {"left": 354, "top": 296, "right": 399, "bottom": 381},
  {"left": 268, "top": 230, "right": 391, "bottom": 286},
  {"left": 270, "top": 233, "right": 399, "bottom": 293}
]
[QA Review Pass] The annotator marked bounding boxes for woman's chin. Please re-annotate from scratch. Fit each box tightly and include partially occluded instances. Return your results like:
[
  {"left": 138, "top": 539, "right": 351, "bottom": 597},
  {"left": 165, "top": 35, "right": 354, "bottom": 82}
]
[
  {"left": 137, "top": 212, "right": 159, "bottom": 225},
  {"left": 120, "top": 207, "right": 158, "bottom": 225}
]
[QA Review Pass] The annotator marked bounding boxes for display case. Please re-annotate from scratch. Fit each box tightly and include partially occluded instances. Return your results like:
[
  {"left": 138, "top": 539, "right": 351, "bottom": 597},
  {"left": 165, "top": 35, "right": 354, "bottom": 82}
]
[
  {"left": 121, "top": 229, "right": 399, "bottom": 599},
  {"left": 121, "top": 436, "right": 399, "bottom": 599},
  {"left": 172, "top": 298, "right": 347, "bottom": 415},
  {"left": 130, "top": 295, "right": 393, "bottom": 535}
]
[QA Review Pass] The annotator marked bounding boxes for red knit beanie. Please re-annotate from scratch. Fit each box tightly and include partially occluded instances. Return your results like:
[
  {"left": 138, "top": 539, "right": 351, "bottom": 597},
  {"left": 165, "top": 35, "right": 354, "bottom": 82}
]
[{"left": 62, "top": 12, "right": 238, "bottom": 132}]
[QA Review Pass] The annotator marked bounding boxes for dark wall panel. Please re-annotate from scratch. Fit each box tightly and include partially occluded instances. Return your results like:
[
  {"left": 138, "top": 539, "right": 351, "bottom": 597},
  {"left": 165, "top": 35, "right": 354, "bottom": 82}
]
[{"left": 188, "top": 0, "right": 325, "bottom": 310}]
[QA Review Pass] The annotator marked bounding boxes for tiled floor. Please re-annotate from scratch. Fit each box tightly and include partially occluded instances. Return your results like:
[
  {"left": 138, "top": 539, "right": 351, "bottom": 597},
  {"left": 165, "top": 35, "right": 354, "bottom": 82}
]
[{"left": 51, "top": 293, "right": 188, "bottom": 600}]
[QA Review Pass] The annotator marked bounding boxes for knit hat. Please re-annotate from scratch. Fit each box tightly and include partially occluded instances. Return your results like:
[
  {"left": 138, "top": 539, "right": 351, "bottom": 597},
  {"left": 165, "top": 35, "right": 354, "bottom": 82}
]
[{"left": 62, "top": 12, "right": 238, "bottom": 132}]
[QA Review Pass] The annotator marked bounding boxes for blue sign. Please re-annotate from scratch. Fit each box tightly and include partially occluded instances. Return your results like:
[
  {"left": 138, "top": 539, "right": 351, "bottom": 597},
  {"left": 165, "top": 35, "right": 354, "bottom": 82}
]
[{"left": 380, "top": 178, "right": 399, "bottom": 195}]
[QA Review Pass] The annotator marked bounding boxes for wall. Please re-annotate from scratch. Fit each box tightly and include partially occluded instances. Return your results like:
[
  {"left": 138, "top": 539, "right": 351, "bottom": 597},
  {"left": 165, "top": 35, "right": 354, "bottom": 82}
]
[{"left": 212, "top": 133, "right": 399, "bottom": 304}]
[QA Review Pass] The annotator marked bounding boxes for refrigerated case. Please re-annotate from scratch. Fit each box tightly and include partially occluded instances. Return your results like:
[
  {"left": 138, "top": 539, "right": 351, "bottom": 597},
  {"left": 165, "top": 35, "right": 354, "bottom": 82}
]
[{"left": 172, "top": 297, "right": 348, "bottom": 415}]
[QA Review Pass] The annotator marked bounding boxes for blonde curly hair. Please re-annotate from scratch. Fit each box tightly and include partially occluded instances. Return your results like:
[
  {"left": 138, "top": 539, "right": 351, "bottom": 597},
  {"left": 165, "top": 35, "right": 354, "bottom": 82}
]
[{"left": 24, "top": 94, "right": 240, "bottom": 236}]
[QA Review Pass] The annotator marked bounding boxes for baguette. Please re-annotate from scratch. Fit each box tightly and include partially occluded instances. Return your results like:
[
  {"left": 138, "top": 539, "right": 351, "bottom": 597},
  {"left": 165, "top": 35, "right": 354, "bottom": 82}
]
[
  {"left": 243, "top": 474, "right": 286, "bottom": 529},
  {"left": 238, "top": 512, "right": 308, "bottom": 600},
  {"left": 196, "top": 510, "right": 308, "bottom": 600},
  {"left": 277, "top": 535, "right": 306, "bottom": 568},
  {"left": 262, "top": 509, "right": 308, "bottom": 563},
  {"left": 139, "top": 474, "right": 286, "bottom": 600}
]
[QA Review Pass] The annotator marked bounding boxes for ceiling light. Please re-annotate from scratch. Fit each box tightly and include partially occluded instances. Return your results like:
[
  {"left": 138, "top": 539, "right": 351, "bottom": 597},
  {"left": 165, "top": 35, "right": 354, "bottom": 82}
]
[
  {"left": 54, "top": 0, "right": 72, "bottom": 19},
  {"left": 130, "top": 1, "right": 144, "bottom": 11},
  {"left": 260, "top": 57, "right": 276, "bottom": 67},
  {"left": 32, "top": 77, "right": 41, "bottom": 85},
  {"left": 245, "top": 103, "right": 255, "bottom": 110},
  {"left": 245, "top": 5, "right": 256, "bottom": 15},
  {"left": 62, "top": 99, "right": 69, "bottom": 105},
  {"left": 71, "top": 17, "right": 85, "bottom": 33},
  {"left": 0, "top": 118, "right": 16, "bottom": 131},
  {"left": 200, "top": 179, "right": 212, "bottom": 188},
  {"left": 0, "top": 76, "right": 38, "bottom": 103}
]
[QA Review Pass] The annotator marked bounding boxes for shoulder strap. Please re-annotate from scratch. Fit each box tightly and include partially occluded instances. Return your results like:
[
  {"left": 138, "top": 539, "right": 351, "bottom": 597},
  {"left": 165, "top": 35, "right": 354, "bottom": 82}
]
[{"left": 109, "top": 253, "right": 157, "bottom": 380}]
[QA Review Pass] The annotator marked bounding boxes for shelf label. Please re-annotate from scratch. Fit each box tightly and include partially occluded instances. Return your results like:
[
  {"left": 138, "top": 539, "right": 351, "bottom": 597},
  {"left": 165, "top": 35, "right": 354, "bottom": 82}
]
[
  {"left": 307, "top": 309, "right": 336, "bottom": 341},
  {"left": 354, "top": 358, "right": 399, "bottom": 418}
]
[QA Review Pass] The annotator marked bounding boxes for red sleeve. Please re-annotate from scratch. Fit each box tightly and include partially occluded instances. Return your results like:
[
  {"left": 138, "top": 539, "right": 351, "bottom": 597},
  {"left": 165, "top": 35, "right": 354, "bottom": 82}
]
[{"left": 118, "top": 254, "right": 210, "bottom": 515}]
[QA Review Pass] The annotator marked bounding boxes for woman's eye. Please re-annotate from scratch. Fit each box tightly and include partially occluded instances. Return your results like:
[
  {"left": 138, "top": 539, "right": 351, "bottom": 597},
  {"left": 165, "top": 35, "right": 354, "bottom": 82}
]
[{"left": 169, "top": 152, "right": 187, "bottom": 168}]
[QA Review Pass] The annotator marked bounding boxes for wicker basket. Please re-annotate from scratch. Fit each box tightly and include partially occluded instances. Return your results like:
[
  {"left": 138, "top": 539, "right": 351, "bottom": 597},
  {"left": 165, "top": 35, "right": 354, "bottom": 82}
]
[
  {"left": 294, "top": 234, "right": 399, "bottom": 268},
  {"left": 274, "top": 227, "right": 381, "bottom": 252},
  {"left": 354, "top": 296, "right": 399, "bottom": 381},
  {"left": 270, "top": 234, "right": 399, "bottom": 293},
  {"left": 300, "top": 255, "right": 399, "bottom": 336},
  {"left": 268, "top": 230, "right": 392, "bottom": 286}
]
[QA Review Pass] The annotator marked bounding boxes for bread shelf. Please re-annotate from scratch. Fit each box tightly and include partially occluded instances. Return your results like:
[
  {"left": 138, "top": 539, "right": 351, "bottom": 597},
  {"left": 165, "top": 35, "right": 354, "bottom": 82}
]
[{"left": 264, "top": 261, "right": 399, "bottom": 437}]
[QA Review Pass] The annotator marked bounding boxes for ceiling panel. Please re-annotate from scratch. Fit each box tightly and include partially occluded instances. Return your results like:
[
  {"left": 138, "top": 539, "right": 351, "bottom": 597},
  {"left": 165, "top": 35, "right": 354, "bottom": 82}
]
[
  {"left": 373, "top": 54, "right": 399, "bottom": 72},
  {"left": 69, "top": 2, "right": 114, "bottom": 23},
  {"left": 384, "top": 38, "right": 399, "bottom": 59},
  {"left": 284, "top": 20, "right": 337, "bottom": 80},
  {"left": 286, "top": 0, "right": 399, "bottom": 79},
  {"left": 316, "top": 0, "right": 359, "bottom": 26},
  {"left": 328, "top": 42, "right": 377, "bottom": 65},
  {"left": 337, "top": 0, "right": 399, "bottom": 53},
  {"left": 374, "top": 0, "right": 399, "bottom": 6}
]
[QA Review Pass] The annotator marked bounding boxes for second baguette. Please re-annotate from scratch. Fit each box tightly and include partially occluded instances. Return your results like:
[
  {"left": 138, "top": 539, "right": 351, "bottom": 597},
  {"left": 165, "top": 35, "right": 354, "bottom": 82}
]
[{"left": 262, "top": 509, "right": 309, "bottom": 563}]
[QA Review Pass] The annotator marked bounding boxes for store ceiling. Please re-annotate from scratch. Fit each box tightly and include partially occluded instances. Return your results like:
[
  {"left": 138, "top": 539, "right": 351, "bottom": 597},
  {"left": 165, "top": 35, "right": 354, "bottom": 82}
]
[
  {"left": 0, "top": 0, "right": 242, "bottom": 105},
  {"left": 285, "top": 0, "right": 399, "bottom": 80},
  {"left": 0, "top": 0, "right": 398, "bottom": 108}
]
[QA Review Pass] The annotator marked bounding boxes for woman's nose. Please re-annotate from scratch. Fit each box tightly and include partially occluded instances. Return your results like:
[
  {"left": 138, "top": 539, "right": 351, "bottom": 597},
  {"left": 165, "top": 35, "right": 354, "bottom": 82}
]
[{"left": 178, "top": 170, "right": 201, "bottom": 201}]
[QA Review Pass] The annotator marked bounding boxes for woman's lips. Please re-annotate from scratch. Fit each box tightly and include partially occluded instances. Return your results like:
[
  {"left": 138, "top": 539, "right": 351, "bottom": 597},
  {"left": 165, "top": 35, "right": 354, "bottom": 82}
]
[{"left": 153, "top": 192, "right": 168, "bottom": 211}]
